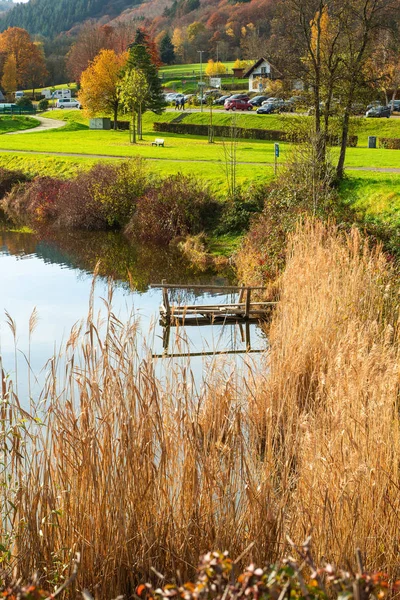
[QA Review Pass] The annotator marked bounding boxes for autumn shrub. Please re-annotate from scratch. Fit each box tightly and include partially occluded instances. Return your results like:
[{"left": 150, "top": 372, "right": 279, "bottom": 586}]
[
  {"left": 57, "top": 159, "right": 148, "bottom": 229},
  {"left": 217, "top": 186, "right": 265, "bottom": 235},
  {"left": 0, "top": 167, "right": 30, "bottom": 199},
  {"left": 1, "top": 176, "right": 64, "bottom": 227},
  {"left": 126, "top": 174, "right": 220, "bottom": 244},
  {"left": 38, "top": 99, "right": 49, "bottom": 111}
]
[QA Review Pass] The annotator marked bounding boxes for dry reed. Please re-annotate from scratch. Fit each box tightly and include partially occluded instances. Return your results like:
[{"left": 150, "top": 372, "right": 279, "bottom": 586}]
[{"left": 1, "top": 220, "right": 400, "bottom": 597}]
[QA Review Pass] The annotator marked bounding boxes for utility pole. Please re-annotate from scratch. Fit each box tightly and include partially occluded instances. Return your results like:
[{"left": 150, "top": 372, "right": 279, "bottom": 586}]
[
  {"left": 216, "top": 42, "right": 219, "bottom": 64},
  {"left": 198, "top": 50, "right": 204, "bottom": 113}
]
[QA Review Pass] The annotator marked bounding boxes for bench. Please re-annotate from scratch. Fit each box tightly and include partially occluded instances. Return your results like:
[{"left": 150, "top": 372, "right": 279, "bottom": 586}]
[{"left": 151, "top": 138, "right": 165, "bottom": 147}]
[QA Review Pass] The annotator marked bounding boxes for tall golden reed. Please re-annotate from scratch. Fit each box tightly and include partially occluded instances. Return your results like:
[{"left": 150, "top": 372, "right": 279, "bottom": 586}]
[{"left": 1, "top": 220, "right": 399, "bottom": 597}]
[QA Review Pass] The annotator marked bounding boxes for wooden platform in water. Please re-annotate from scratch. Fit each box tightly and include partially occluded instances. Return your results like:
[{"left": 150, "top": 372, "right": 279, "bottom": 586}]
[
  {"left": 150, "top": 283, "right": 276, "bottom": 353},
  {"left": 150, "top": 282, "right": 276, "bottom": 325}
]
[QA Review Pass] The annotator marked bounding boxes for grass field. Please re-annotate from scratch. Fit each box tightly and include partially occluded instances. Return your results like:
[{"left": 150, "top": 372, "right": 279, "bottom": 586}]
[
  {"left": 0, "top": 116, "right": 40, "bottom": 133},
  {"left": 0, "top": 109, "right": 399, "bottom": 222}
]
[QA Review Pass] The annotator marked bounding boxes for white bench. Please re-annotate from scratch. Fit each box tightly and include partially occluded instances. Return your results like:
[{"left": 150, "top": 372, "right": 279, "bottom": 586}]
[{"left": 152, "top": 138, "right": 165, "bottom": 147}]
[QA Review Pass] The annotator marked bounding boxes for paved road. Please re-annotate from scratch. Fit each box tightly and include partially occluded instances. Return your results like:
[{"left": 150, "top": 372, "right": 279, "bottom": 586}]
[
  {"left": 0, "top": 147, "right": 399, "bottom": 172},
  {"left": 7, "top": 115, "right": 67, "bottom": 134}
]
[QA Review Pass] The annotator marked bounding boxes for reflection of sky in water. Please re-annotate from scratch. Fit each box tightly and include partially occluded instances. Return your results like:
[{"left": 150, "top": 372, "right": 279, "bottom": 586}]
[{"left": 0, "top": 232, "right": 267, "bottom": 407}]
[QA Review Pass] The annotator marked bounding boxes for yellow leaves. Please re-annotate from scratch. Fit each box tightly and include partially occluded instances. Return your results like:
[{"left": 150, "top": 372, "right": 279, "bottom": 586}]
[
  {"left": 204, "top": 60, "right": 226, "bottom": 77},
  {"left": 79, "top": 49, "right": 128, "bottom": 116}
]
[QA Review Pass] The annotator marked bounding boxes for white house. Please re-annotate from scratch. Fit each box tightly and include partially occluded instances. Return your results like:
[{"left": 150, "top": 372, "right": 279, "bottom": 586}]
[{"left": 244, "top": 58, "right": 273, "bottom": 92}]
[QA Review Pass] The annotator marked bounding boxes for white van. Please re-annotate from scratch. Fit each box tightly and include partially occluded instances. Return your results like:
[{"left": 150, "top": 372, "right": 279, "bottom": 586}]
[
  {"left": 15, "top": 91, "right": 24, "bottom": 99},
  {"left": 56, "top": 98, "right": 81, "bottom": 109}
]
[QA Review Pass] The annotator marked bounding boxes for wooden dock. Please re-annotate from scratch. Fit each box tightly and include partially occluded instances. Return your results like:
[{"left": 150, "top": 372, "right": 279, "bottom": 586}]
[{"left": 150, "top": 282, "right": 277, "bottom": 354}]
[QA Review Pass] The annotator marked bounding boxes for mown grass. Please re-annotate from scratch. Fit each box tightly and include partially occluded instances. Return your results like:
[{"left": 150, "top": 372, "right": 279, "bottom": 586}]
[
  {"left": 0, "top": 116, "right": 40, "bottom": 133},
  {"left": 2, "top": 220, "right": 400, "bottom": 597},
  {"left": 341, "top": 170, "right": 400, "bottom": 224},
  {"left": 160, "top": 61, "right": 236, "bottom": 78}
]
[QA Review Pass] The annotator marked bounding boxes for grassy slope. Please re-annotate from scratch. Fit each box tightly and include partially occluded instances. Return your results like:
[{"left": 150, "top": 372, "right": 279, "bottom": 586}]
[
  {"left": 0, "top": 109, "right": 399, "bottom": 223},
  {"left": 0, "top": 115, "right": 40, "bottom": 133}
]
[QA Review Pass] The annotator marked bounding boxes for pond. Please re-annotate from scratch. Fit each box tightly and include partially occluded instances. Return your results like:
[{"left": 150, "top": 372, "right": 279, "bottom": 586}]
[{"left": 0, "top": 229, "right": 267, "bottom": 406}]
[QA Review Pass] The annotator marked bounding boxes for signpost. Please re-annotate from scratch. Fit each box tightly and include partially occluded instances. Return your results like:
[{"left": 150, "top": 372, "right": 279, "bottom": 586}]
[
  {"left": 210, "top": 77, "right": 221, "bottom": 88},
  {"left": 274, "top": 143, "right": 279, "bottom": 175}
]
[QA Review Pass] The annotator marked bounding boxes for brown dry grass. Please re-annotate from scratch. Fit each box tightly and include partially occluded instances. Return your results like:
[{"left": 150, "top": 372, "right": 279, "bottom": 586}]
[{"left": 1, "top": 220, "right": 400, "bottom": 597}]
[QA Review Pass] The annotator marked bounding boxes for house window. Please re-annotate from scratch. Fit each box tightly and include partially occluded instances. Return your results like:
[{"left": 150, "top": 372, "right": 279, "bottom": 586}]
[{"left": 261, "top": 66, "right": 266, "bottom": 74}]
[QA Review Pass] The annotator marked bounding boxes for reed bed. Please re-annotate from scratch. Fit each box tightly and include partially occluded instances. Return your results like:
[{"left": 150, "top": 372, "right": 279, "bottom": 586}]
[{"left": 1, "top": 220, "right": 400, "bottom": 597}]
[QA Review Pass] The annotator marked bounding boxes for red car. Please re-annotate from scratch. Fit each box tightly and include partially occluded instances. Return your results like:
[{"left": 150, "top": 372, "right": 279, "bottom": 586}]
[{"left": 224, "top": 98, "right": 253, "bottom": 111}]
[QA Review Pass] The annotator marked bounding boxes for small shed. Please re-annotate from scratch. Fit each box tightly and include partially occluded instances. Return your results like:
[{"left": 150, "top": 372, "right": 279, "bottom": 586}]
[{"left": 89, "top": 117, "right": 111, "bottom": 130}]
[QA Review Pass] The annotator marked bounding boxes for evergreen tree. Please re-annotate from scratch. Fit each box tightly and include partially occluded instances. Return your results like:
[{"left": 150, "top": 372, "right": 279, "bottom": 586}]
[
  {"left": 160, "top": 33, "right": 175, "bottom": 65},
  {"left": 126, "top": 42, "right": 165, "bottom": 114}
]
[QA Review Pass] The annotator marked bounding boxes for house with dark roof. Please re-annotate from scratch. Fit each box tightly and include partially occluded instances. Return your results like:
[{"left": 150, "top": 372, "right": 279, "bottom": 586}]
[{"left": 244, "top": 58, "right": 282, "bottom": 92}]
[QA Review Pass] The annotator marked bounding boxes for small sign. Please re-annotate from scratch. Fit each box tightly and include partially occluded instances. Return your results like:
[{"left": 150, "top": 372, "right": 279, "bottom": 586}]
[
  {"left": 258, "top": 83, "right": 263, "bottom": 92},
  {"left": 274, "top": 143, "right": 280, "bottom": 157},
  {"left": 210, "top": 77, "right": 221, "bottom": 88}
]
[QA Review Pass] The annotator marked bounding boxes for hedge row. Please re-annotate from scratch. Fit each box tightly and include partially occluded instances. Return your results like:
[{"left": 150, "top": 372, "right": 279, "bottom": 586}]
[
  {"left": 154, "top": 121, "right": 288, "bottom": 141},
  {"left": 379, "top": 137, "right": 400, "bottom": 149},
  {"left": 221, "top": 82, "right": 249, "bottom": 91},
  {"left": 153, "top": 122, "right": 358, "bottom": 145}
]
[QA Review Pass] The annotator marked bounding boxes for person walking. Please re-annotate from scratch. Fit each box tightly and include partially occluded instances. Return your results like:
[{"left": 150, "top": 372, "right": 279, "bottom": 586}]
[
  {"left": 180, "top": 97, "right": 185, "bottom": 110},
  {"left": 175, "top": 99, "right": 179, "bottom": 110}
]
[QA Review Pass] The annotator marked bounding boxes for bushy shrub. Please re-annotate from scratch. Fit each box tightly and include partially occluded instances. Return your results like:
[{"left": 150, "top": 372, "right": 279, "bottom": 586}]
[
  {"left": 217, "top": 186, "right": 265, "bottom": 234},
  {"left": 58, "top": 159, "right": 148, "bottom": 229},
  {"left": 38, "top": 99, "right": 49, "bottom": 111},
  {"left": 0, "top": 167, "right": 30, "bottom": 198},
  {"left": 126, "top": 174, "right": 220, "bottom": 244},
  {"left": 379, "top": 137, "right": 400, "bottom": 149},
  {"left": 16, "top": 97, "right": 34, "bottom": 110},
  {"left": 1, "top": 176, "right": 64, "bottom": 226}
]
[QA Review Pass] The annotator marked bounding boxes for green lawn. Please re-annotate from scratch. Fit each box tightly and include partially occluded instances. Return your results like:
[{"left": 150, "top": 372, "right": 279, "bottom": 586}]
[
  {"left": 0, "top": 109, "right": 399, "bottom": 222},
  {"left": 0, "top": 116, "right": 40, "bottom": 133},
  {"left": 160, "top": 62, "right": 236, "bottom": 78},
  {"left": 341, "top": 170, "right": 400, "bottom": 224}
]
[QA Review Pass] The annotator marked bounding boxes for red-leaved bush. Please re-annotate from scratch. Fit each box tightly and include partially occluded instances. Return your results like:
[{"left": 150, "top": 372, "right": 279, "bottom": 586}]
[{"left": 126, "top": 175, "right": 219, "bottom": 244}]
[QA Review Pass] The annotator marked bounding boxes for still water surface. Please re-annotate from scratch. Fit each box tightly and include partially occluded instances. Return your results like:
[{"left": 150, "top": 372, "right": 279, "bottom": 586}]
[{"left": 0, "top": 229, "right": 266, "bottom": 405}]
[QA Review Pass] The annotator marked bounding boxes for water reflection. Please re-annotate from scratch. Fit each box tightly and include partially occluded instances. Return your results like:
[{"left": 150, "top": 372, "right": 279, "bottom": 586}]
[{"left": 0, "top": 229, "right": 267, "bottom": 406}]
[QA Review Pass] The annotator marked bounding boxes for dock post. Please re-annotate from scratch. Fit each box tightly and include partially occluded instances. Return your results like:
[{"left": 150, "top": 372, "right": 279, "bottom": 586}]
[
  {"left": 245, "top": 321, "right": 251, "bottom": 350},
  {"left": 162, "top": 279, "right": 171, "bottom": 323},
  {"left": 245, "top": 287, "right": 251, "bottom": 319}
]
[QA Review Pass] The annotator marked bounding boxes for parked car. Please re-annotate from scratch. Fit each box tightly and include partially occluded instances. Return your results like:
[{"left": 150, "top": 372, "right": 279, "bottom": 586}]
[
  {"left": 366, "top": 100, "right": 382, "bottom": 111},
  {"left": 229, "top": 94, "right": 250, "bottom": 101},
  {"left": 249, "top": 95, "right": 270, "bottom": 106},
  {"left": 366, "top": 105, "right": 391, "bottom": 118},
  {"left": 280, "top": 99, "right": 295, "bottom": 112},
  {"left": 224, "top": 98, "right": 253, "bottom": 111},
  {"left": 257, "top": 102, "right": 282, "bottom": 114},
  {"left": 56, "top": 98, "right": 81, "bottom": 109},
  {"left": 388, "top": 99, "right": 400, "bottom": 111},
  {"left": 214, "top": 95, "right": 231, "bottom": 105}
]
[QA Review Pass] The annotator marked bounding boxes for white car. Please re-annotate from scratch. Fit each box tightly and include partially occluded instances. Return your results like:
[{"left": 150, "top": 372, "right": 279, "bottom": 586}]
[{"left": 56, "top": 98, "right": 81, "bottom": 109}]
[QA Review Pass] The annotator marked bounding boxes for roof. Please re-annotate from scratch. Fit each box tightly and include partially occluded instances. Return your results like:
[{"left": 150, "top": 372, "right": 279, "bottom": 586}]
[{"left": 244, "top": 57, "right": 282, "bottom": 78}]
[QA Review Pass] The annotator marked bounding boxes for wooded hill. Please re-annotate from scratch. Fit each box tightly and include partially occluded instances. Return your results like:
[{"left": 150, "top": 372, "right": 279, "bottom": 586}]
[{"left": 0, "top": 0, "right": 138, "bottom": 37}]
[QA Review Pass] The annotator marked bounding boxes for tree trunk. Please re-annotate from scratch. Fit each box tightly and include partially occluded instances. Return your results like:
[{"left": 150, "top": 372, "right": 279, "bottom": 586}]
[
  {"left": 113, "top": 104, "right": 118, "bottom": 131},
  {"left": 336, "top": 107, "right": 351, "bottom": 180},
  {"left": 131, "top": 108, "right": 136, "bottom": 144},
  {"left": 138, "top": 104, "right": 143, "bottom": 140}
]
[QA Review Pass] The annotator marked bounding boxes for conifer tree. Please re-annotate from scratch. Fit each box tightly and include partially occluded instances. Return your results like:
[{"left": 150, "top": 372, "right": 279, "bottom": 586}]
[
  {"left": 126, "top": 42, "right": 165, "bottom": 115},
  {"left": 160, "top": 33, "right": 175, "bottom": 65}
]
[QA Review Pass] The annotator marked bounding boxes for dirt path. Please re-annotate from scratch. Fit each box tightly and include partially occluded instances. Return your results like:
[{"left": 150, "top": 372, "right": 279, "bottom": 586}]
[{"left": 7, "top": 116, "right": 67, "bottom": 134}]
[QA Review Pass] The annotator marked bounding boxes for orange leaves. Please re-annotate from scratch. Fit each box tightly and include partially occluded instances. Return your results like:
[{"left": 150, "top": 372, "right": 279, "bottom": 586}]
[{"left": 79, "top": 49, "right": 128, "bottom": 118}]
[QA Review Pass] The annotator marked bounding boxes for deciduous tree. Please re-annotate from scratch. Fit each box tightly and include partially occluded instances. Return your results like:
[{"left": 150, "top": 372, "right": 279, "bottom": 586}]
[
  {"left": 1, "top": 51, "right": 16, "bottom": 95},
  {"left": 205, "top": 59, "right": 226, "bottom": 76},
  {"left": 119, "top": 69, "right": 149, "bottom": 143},
  {"left": 79, "top": 49, "right": 128, "bottom": 130},
  {"left": 0, "top": 26, "right": 47, "bottom": 88}
]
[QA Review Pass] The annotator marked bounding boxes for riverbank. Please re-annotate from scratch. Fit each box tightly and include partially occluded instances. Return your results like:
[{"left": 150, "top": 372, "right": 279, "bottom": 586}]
[{"left": 1, "top": 219, "right": 399, "bottom": 596}]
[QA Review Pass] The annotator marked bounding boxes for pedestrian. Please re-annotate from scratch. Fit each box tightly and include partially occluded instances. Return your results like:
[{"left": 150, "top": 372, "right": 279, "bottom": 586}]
[
  {"left": 175, "top": 99, "right": 179, "bottom": 110},
  {"left": 180, "top": 97, "right": 185, "bottom": 110}
]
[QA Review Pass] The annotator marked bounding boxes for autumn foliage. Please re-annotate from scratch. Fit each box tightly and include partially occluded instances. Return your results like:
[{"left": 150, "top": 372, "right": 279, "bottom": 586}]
[{"left": 0, "top": 27, "right": 47, "bottom": 90}]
